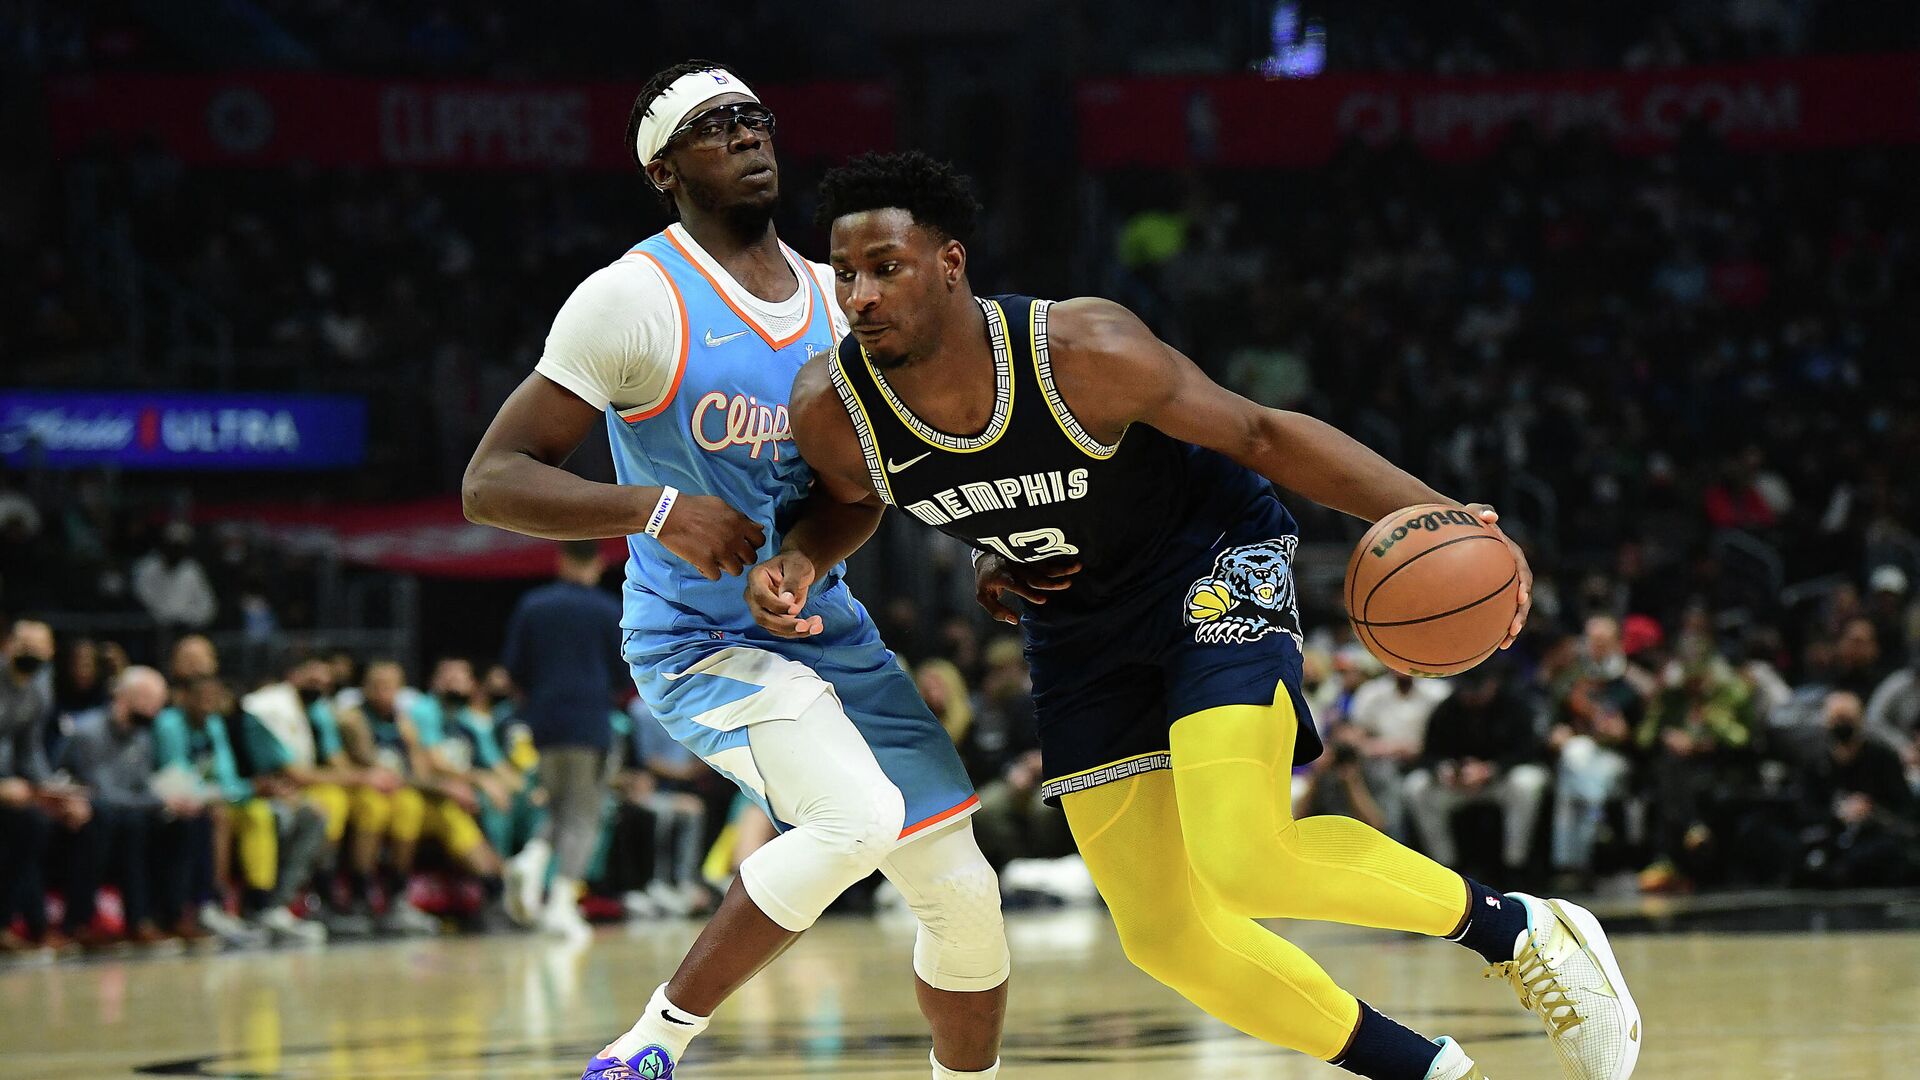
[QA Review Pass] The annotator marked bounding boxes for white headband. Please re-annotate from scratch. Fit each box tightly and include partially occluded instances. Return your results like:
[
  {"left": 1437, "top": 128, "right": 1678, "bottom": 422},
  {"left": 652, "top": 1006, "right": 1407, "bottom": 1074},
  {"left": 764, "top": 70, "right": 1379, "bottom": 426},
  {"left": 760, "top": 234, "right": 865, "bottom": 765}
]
[{"left": 635, "top": 68, "right": 760, "bottom": 175}]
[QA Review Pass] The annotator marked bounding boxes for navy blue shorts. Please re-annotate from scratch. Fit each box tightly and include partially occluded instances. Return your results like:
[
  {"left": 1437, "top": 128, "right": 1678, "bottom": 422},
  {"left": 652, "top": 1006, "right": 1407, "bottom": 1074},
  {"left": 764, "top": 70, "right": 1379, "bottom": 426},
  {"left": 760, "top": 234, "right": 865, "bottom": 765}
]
[{"left": 1027, "top": 496, "right": 1323, "bottom": 804}]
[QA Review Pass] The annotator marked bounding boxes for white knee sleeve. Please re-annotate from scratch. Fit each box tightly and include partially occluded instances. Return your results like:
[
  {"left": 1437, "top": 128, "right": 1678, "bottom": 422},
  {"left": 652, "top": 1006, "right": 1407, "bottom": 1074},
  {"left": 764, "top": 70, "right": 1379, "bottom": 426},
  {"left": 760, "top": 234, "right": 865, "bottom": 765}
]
[
  {"left": 881, "top": 820, "right": 1010, "bottom": 993},
  {"left": 738, "top": 695, "right": 907, "bottom": 932}
]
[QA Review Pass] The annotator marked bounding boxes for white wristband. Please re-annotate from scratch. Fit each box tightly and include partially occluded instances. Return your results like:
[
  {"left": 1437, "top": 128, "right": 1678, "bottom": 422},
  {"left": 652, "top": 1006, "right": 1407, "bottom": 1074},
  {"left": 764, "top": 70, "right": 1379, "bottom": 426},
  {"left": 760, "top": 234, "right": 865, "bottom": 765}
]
[{"left": 644, "top": 486, "right": 679, "bottom": 538}]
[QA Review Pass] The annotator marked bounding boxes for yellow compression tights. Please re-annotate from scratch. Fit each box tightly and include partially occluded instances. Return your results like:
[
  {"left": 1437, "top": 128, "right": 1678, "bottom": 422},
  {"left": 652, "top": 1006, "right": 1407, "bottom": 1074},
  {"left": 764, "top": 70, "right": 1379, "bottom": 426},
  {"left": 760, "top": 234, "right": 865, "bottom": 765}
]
[
  {"left": 1060, "top": 685, "right": 1470, "bottom": 1061},
  {"left": 1169, "top": 686, "right": 1468, "bottom": 933}
]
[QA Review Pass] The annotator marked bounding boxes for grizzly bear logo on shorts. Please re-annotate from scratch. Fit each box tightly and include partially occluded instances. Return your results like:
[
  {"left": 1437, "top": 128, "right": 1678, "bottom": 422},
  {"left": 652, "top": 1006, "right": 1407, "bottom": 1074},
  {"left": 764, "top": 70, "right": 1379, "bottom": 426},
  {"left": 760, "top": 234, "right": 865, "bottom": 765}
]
[{"left": 1182, "top": 537, "right": 1305, "bottom": 647}]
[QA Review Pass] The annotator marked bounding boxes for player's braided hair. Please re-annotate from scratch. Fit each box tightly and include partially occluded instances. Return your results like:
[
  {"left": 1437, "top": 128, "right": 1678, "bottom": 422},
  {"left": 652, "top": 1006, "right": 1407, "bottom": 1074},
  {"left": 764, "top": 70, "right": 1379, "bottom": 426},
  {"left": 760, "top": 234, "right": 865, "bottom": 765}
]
[
  {"left": 814, "top": 151, "right": 981, "bottom": 244},
  {"left": 626, "top": 58, "right": 729, "bottom": 212}
]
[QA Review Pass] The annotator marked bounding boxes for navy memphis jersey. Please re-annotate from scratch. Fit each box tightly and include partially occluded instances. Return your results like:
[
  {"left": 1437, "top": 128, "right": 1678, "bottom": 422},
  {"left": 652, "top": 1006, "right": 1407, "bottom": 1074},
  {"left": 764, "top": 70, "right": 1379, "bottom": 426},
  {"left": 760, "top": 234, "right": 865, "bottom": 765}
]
[{"left": 828, "top": 294, "right": 1298, "bottom": 635}]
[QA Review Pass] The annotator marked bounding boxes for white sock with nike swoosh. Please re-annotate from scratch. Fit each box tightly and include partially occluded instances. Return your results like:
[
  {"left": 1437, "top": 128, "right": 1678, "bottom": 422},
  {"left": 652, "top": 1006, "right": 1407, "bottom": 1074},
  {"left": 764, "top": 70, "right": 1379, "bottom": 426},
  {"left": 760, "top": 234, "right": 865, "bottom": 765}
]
[{"left": 601, "top": 983, "right": 710, "bottom": 1064}]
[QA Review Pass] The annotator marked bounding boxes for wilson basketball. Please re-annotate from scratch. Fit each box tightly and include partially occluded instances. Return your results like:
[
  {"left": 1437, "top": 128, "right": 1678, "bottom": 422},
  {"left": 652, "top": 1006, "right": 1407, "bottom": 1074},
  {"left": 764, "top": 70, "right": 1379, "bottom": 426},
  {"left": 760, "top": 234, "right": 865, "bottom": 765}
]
[{"left": 1345, "top": 503, "right": 1521, "bottom": 677}]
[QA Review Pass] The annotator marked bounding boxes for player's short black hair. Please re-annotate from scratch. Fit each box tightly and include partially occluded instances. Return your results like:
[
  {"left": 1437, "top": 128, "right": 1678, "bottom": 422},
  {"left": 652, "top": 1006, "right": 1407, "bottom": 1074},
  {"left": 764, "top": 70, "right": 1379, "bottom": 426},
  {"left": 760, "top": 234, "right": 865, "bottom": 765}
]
[{"left": 814, "top": 151, "right": 980, "bottom": 244}]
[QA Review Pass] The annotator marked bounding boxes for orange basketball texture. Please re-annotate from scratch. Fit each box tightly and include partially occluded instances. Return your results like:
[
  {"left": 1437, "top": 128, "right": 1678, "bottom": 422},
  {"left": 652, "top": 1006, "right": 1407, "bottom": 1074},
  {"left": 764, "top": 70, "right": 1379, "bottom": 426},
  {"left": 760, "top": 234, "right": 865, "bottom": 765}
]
[{"left": 1345, "top": 503, "right": 1521, "bottom": 677}]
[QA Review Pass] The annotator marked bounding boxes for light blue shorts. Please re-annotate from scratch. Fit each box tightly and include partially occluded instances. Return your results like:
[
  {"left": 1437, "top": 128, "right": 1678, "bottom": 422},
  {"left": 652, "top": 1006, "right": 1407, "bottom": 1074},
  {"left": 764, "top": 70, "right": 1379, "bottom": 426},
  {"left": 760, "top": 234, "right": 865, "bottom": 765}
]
[{"left": 623, "top": 585, "right": 977, "bottom": 838}]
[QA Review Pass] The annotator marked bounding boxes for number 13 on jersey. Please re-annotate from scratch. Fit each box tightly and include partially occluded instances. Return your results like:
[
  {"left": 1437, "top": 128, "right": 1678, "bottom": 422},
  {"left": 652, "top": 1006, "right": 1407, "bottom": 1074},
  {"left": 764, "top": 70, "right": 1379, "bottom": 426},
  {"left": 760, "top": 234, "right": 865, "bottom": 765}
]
[{"left": 977, "top": 528, "right": 1080, "bottom": 562}]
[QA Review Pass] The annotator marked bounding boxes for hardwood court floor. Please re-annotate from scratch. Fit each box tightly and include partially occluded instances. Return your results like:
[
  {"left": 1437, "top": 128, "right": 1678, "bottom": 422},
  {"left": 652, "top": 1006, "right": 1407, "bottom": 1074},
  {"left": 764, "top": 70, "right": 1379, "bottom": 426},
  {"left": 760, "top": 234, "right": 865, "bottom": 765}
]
[{"left": 5, "top": 894, "right": 1919, "bottom": 1079}]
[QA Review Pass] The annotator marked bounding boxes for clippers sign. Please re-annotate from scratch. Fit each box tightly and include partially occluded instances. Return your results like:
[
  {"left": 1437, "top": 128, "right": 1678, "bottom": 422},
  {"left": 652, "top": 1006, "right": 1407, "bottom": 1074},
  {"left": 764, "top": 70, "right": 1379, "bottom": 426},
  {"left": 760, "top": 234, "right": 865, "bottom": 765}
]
[
  {"left": 45, "top": 73, "right": 894, "bottom": 171},
  {"left": 1079, "top": 53, "right": 1920, "bottom": 168},
  {"left": 0, "top": 391, "right": 366, "bottom": 470}
]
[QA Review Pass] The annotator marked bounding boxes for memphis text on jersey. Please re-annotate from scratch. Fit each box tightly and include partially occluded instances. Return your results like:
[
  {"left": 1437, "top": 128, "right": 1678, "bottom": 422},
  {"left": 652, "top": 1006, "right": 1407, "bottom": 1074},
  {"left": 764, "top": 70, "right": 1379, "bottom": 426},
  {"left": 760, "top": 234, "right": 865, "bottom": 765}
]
[{"left": 900, "top": 467, "right": 1091, "bottom": 526}]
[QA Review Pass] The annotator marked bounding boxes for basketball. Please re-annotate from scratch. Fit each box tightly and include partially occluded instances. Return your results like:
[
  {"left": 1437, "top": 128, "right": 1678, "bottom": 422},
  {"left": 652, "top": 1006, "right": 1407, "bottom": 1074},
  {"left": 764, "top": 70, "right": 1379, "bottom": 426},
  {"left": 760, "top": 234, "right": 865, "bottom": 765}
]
[{"left": 1345, "top": 503, "right": 1521, "bottom": 678}]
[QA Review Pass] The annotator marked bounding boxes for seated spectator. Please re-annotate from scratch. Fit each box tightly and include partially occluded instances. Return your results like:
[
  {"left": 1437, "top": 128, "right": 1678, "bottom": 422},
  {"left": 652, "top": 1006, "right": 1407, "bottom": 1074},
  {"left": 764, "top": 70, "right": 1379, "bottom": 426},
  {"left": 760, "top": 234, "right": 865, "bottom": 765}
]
[
  {"left": 1343, "top": 670, "right": 1451, "bottom": 840},
  {"left": 53, "top": 635, "right": 109, "bottom": 718},
  {"left": 1636, "top": 651, "right": 1759, "bottom": 891},
  {"left": 615, "top": 700, "right": 712, "bottom": 919},
  {"left": 1866, "top": 647, "right": 1920, "bottom": 772},
  {"left": 1306, "top": 644, "right": 1381, "bottom": 731},
  {"left": 1, "top": 620, "right": 86, "bottom": 954},
  {"left": 401, "top": 658, "right": 513, "bottom": 930},
  {"left": 334, "top": 660, "right": 450, "bottom": 935},
  {"left": 914, "top": 659, "right": 973, "bottom": 746},
  {"left": 169, "top": 633, "right": 220, "bottom": 687},
  {"left": 1548, "top": 616, "right": 1646, "bottom": 880},
  {"left": 1403, "top": 662, "right": 1550, "bottom": 876},
  {"left": 957, "top": 637, "right": 1037, "bottom": 786},
  {"left": 131, "top": 522, "right": 217, "bottom": 632},
  {"left": 240, "top": 653, "right": 379, "bottom": 934},
  {"left": 1792, "top": 691, "right": 1917, "bottom": 887},
  {"left": 1829, "top": 616, "right": 1888, "bottom": 701},
  {"left": 153, "top": 675, "right": 283, "bottom": 947},
  {"left": 1293, "top": 737, "right": 1388, "bottom": 832},
  {"left": 424, "top": 659, "right": 539, "bottom": 882},
  {"left": 58, "top": 666, "right": 215, "bottom": 948},
  {"left": 953, "top": 639, "right": 1072, "bottom": 875}
]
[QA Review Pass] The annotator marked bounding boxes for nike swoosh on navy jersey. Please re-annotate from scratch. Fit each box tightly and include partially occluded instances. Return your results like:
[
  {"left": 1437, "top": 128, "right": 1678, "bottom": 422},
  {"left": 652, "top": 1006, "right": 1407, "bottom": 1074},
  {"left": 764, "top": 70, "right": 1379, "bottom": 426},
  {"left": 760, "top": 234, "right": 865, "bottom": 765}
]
[{"left": 887, "top": 452, "right": 933, "bottom": 473}]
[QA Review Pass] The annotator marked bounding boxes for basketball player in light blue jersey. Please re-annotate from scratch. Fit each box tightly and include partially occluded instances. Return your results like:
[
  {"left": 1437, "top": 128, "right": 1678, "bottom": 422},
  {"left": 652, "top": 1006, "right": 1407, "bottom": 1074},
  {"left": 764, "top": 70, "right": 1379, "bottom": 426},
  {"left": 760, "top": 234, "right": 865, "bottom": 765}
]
[{"left": 465, "top": 61, "right": 1009, "bottom": 1080}]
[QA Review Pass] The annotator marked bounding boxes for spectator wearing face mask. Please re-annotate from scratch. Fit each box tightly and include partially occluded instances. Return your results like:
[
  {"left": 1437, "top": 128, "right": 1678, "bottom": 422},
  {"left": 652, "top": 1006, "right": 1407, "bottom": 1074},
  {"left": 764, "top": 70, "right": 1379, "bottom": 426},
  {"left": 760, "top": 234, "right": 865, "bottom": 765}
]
[
  {"left": 393, "top": 657, "right": 513, "bottom": 932},
  {"left": 1342, "top": 669, "right": 1453, "bottom": 841},
  {"left": 1403, "top": 660, "right": 1550, "bottom": 876},
  {"left": 241, "top": 653, "right": 376, "bottom": 934},
  {"left": 57, "top": 666, "right": 211, "bottom": 949},
  {"left": 131, "top": 522, "right": 217, "bottom": 631},
  {"left": 416, "top": 656, "right": 531, "bottom": 930},
  {"left": 1794, "top": 691, "right": 1917, "bottom": 887},
  {"left": 334, "top": 660, "right": 443, "bottom": 935},
  {"left": 0, "top": 620, "right": 85, "bottom": 954}
]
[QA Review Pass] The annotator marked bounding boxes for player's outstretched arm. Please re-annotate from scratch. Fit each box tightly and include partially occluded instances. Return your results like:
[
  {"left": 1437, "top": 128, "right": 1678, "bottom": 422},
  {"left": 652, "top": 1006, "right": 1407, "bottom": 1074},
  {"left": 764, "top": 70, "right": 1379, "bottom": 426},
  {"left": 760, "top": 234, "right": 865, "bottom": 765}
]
[
  {"left": 463, "top": 374, "right": 764, "bottom": 579},
  {"left": 744, "top": 358, "right": 886, "bottom": 638},
  {"left": 1047, "top": 298, "right": 1452, "bottom": 523},
  {"left": 1048, "top": 297, "right": 1530, "bottom": 643}
]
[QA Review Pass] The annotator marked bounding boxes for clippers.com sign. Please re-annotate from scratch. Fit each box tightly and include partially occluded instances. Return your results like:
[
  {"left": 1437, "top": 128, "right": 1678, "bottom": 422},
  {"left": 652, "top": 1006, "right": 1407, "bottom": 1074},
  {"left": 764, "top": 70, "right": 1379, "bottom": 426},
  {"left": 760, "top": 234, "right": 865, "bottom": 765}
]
[{"left": 1078, "top": 52, "right": 1920, "bottom": 168}]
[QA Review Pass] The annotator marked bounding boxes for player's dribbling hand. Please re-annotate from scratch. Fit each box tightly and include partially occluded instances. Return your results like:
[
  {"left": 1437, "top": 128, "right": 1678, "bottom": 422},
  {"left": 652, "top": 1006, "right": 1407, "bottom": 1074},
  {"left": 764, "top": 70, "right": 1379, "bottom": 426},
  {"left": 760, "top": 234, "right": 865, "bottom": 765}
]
[
  {"left": 746, "top": 551, "right": 825, "bottom": 638},
  {"left": 657, "top": 493, "right": 766, "bottom": 581},
  {"left": 974, "top": 552, "right": 1081, "bottom": 625},
  {"left": 1463, "top": 503, "right": 1531, "bottom": 648}
]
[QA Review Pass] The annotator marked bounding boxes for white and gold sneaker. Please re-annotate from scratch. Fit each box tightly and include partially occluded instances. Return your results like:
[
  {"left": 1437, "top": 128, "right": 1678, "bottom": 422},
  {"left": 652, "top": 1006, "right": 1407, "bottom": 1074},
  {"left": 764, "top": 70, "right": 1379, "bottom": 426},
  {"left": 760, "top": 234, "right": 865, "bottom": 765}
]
[
  {"left": 1487, "top": 893, "right": 1641, "bottom": 1080},
  {"left": 1427, "top": 1036, "right": 1490, "bottom": 1080}
]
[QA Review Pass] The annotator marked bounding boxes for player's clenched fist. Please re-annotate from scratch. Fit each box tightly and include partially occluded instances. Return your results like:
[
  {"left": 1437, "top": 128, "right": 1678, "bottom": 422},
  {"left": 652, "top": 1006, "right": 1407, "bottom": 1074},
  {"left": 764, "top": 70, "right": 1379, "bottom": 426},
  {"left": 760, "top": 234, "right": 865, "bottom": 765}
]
[
  {"left": 745, "top": 551, "right": 825, "bottom": 638},
  {"left": 655, "top": 492, "right": 766, "bottom": 580},
  {"left": 973, "top": 551, "right": 1080, "bottom": 625}
]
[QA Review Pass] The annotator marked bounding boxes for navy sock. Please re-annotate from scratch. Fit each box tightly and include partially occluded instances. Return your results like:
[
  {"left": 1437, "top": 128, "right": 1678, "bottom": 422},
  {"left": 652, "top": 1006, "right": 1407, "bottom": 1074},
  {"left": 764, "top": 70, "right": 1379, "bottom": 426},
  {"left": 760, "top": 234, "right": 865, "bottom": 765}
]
[
  {"left": 1331, "top": 1002, "right": 1442, "bottom": 1080},
  {"left": 1450, "top": 878, "right": 1529, "bottom": 965}
]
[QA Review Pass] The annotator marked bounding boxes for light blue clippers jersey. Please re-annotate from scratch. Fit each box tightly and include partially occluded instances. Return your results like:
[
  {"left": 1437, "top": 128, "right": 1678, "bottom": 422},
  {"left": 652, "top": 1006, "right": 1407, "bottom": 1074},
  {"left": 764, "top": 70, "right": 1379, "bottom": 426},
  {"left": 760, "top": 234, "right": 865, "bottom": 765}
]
[{"left": 607, "top": 226, "right": 845, "bottom": 638}]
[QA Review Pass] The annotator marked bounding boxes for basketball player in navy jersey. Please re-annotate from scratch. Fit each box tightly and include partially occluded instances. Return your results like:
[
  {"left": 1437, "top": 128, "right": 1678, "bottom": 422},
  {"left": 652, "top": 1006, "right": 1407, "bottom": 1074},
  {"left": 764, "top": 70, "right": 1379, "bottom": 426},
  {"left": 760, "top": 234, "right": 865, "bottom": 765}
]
[
  {"left": 467, "top": 70, "right": 1006, "bottom": 1080},
  {"left": 749, "top": 152, "right": 1641, "bottom": 1080}
]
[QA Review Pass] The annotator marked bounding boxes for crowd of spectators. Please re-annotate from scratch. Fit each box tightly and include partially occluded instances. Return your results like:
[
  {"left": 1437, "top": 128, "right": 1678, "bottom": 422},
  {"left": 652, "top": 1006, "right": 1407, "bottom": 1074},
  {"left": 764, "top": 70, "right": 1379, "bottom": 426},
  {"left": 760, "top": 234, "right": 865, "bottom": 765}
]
[
  {"left": 5, "top": 531, "right": 1920, "bottom": 964},
  {"left": 6, "top": 0, "right": 1920, "bottom": 968},
  {"left": 1093, "top": 0, "right": 1914, "bottom": 77},
  {"left": 1106, "top": 131, "right": 1920, "bottom": 611},
  {"left": 0, "top": 469, "right": 326, "bottom": 647},
  {"left": 8, "top": 0, "right": 1913, "bottom": 79}
]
